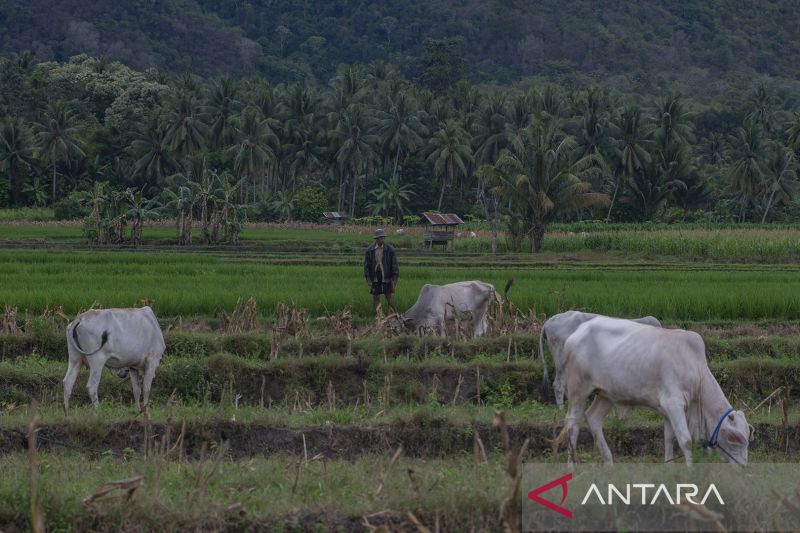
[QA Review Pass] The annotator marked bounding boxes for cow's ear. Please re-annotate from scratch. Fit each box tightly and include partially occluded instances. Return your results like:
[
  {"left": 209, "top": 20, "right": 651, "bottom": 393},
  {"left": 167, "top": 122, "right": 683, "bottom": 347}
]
[
  {"left": 748, "top": 424, "right": 755, "bottom": 442},
  {"left": 723, "top": 428, "right": 747, "bottom": 445}
]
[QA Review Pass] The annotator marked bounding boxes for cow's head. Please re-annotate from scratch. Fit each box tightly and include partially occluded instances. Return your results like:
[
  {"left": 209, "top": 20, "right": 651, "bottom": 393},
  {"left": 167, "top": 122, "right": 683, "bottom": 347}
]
[
  {"left": 385, "top": 313, "right": 414, "bottom": 335},
  {"left": 717, "top": 409, "right": 754, "bottom": 466}
]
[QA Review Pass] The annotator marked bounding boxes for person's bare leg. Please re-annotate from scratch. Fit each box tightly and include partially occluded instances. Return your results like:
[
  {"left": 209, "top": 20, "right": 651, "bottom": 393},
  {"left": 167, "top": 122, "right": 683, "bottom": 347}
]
[
  {"left": 372, "top": 293, "right": 382, "bottom": 316},
  {"left": 385, "top": 293, "right": 397, "bottom": 314}
]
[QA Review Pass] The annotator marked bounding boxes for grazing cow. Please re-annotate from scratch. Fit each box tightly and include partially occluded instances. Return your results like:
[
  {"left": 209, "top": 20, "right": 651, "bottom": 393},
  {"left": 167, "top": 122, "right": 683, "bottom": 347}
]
[
  {"left": 557, "top": 316, "right": 753, "bottom": 466},
  {"left": 539, "top": 311, "right": 662, "bottom": 408},
  {"left": 63, "top": 306, "right": 166, "bottom": 410},
  {"left": 391, "top": 280, "right": 510, "bottom": 337}
]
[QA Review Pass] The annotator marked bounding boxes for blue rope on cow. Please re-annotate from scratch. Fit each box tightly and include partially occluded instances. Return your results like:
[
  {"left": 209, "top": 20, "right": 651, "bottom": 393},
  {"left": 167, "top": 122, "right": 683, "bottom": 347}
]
[
  {"left": 666, "top": 407, "right": 743, "bottom": 465},
  {"left": 705, "top": 406, "right": 735, "bottom": 451}
]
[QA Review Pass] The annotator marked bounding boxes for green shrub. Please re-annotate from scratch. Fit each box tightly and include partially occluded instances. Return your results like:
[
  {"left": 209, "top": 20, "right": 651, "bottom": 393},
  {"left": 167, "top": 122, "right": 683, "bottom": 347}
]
[
  {"left": 52, "top": 193, "right": 88, "bottom": 220},
  {"left": 294, "top": 187, "right": 329, "bottom": 222}
]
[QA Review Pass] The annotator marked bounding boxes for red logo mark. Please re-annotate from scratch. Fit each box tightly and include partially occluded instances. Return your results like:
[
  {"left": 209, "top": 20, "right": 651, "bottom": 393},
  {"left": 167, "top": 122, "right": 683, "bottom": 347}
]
[{"left": 528, "top": 473, "right": 573, "bottom": 518}]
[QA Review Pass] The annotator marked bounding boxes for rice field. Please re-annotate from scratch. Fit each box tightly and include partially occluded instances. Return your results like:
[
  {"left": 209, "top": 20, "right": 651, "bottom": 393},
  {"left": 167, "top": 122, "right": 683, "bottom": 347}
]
[
  {"left": 1, "top": 220, "right": 800, "bottom": 531},
  {"left": 1, "top": 248, "right": 800, "bottom": 320},
  {"left": 3, "top": 221, "right": 800, "bottom": 261}
]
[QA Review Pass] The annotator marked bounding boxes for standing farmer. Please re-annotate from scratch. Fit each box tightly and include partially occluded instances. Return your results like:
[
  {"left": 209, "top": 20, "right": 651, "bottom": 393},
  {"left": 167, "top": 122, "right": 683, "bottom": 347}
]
[{"left": 364, "top": 228, "right": 399, "bottom": 316}]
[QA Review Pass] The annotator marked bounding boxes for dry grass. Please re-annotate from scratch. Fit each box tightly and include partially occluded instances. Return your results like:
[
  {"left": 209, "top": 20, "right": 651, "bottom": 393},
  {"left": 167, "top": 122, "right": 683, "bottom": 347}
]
[{"left": 217, "top": 296, "right": 258, "bottom": 333}]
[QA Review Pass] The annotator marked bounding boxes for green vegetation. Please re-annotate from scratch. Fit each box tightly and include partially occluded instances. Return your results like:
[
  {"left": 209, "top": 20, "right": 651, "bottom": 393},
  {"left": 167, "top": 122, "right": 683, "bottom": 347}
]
[
  {"left": 2, "top": 46, "right": 800, "bottom": 253},
  {"left": 3, "top": 0, "right": 800, "bottom": 100},
  {"left": 2, "top": 247, "right": 800, "bottom": 319},
  {"left": 0, "top": 451, "right": 508, "bottom": 531}
]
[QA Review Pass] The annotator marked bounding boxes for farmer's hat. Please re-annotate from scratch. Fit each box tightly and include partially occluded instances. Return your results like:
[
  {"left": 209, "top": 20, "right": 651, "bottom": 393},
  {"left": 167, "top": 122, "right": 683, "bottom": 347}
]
[{"left": 373, "top": 228, "right": 386, "bottom": 239}]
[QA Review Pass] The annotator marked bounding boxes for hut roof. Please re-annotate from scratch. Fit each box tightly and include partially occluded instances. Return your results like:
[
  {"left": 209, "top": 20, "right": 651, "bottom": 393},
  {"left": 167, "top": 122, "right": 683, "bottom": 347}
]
[{"left": 420, "top": 213, "right": 464, "bottom": 225}]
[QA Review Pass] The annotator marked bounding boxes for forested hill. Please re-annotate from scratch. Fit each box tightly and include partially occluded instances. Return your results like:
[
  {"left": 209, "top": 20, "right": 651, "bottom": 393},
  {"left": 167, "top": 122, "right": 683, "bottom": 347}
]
[{"left": 2, "top": 0, "right": 800, "bottom": 99}]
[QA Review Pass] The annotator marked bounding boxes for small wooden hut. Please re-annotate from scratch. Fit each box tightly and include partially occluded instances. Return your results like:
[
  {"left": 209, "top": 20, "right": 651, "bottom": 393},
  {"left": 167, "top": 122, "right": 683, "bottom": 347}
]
[
  {"left": 322, "top": 211, "right": 347, "bottom": 224},
  {"left": 420, "top": 212, "right": 464, "bottom": 248}
]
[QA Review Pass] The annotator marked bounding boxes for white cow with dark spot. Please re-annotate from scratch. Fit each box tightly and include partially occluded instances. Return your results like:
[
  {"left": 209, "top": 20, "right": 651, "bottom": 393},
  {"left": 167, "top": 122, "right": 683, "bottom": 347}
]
[
  {"left": 557, "top": 316, "right": 753, "bottom": 466},
  {"left": 63, "top": 306, "right": 166, "bottom": 410},
  {"left": 539, "top": 311, "right": 662, "bottom": 409},
  {"left": 393, "top": 280, "right": 508, "bottom": 337}
]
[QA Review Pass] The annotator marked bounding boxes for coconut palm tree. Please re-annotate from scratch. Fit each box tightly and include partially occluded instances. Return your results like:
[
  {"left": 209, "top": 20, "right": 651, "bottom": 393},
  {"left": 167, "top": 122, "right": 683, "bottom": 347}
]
[
  {"left": 477, "top": 122, "right": 607, "bottom": 252},
  {"left": 130, "top": 117, "right": 175, "bottom": 186},
  {"left": 747, "top": 84, "right": 778, "bottom": 138},
  {"left": 608, "top": 105, "right": 651, "bottom": 220},
  {"left": 164, "top": 92, "right": 207, "bottom": 161},
  {"left": 376, "top": 91, "right": 426, "bottom": 181},
  {"left": 649, "top": 93, "right": 694, "bottom": 149},
  {"left": 232, "top": 107, "right": 277, "bottom": 202},
  {"left": 288, "top": 127, "right": 325, "bottom": 188},
  {"left": 760, "top": 143, "right": 798, "bottom": 222},
  {"left": 624, "top": 142, "right": 689, "bottom": 221},
  {"left": 785, "top": 112, "right": 800, "bottom": 154},
  {"left": 207, "top": 76, "right": 241, "bottom": 149},
  {"left": 369, "top": 176, "right": 415, "bottom": 224},
  {"left": 271, "top": 189, "right": 295, "bottom": 221},
  {"left": 728, "top": 120, "right": 766, "bottom": 221},
  {"left": 0, "top": 116, "right": 35, "bottom": 206},
  {"left": 332, "top": 104, "right": 377, "bottom": 216},
  {"left": 472, "top": 92, "right": 509, "bottom": 167},
  {"left": 426, "top": 119, "right": 473, "bottom": 211},
  {"left": 35, "top": 101, "right": 85, "bottom": 202}
]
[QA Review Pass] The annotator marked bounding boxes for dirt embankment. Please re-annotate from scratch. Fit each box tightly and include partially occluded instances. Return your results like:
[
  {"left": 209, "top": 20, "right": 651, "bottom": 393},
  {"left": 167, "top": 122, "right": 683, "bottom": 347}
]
[
  {"left": 0, "top": 419, "right": 796, "bottom": 460},
  {"left": 4, "top": 354, "right": 800, "bottom": 410}
]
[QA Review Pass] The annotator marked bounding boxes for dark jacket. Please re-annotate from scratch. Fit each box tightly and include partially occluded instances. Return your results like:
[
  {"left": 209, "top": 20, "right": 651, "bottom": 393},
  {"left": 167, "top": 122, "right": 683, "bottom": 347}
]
[{"left": 364, "top": 242, "right": 399, "bottom": 284}]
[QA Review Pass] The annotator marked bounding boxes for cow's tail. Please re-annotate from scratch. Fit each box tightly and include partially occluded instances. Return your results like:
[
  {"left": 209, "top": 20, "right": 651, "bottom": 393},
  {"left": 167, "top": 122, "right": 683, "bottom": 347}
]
[
  {"left": 493, "top": 278, "right": 514, "bottom": 306},
  {"left": 539, "top": 322, "right": 550, "bottom": 389},
  {"left": 68, "top": 321, "right": 109, "bottom": 356}
]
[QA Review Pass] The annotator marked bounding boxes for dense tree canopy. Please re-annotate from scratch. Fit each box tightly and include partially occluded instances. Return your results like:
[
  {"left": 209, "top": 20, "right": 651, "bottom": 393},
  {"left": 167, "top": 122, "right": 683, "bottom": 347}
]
[{"left": 1, "top": 51, "right": 799, "bottom": 251}]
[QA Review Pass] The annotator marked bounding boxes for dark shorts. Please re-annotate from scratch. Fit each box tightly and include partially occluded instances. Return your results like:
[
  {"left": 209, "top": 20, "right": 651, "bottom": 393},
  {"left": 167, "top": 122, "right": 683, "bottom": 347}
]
[
  {"left": 371, "top": 281, "right": 394, "bottom": 295},
  {"left": 370, "top": 271, "right": 394, "bottom": 295}
]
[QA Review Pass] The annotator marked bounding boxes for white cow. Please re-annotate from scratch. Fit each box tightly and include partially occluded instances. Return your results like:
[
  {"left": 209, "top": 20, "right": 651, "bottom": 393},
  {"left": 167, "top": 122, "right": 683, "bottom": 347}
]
[
  {"left": 63, "top": 306, "right": 166, "bottom": 410},
  {"left": 557, "top": 316, "right": 753, "bottom": 466},
  {"left": 538, "top": 311, "right": 662, "bottom": 409},
  {"left": 392, "top": 280, "right": 508, "bottom": 337}
]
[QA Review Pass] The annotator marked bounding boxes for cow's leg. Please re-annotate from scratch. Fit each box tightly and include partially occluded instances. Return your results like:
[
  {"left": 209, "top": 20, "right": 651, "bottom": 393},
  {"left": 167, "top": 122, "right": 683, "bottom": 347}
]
[
  {"left": 554, "top": 370, "right": 566, "bottom": 411},
  {"left": 129, "top": 368, "right": 142, "bottom": 411},
  {"left": 63, "top": 355, "right": 82, "bottom": 411},
  {"left": 141, "top": 359, "right": 158, "bottom": 408},
  {"left": 585, "top": 396, "right": 615, "bottom": 464},
  {"left": 664, "top": 420, "right": 676, "bottom": 463},
  {"left": 661, "top": 400, "right": 693, "bottom": 466},
  {"left": 86, "top": 358, "right": 105, "bottom": 408},
  {"left": 564, "top": 394, "right": 590, "bottom": 467}
]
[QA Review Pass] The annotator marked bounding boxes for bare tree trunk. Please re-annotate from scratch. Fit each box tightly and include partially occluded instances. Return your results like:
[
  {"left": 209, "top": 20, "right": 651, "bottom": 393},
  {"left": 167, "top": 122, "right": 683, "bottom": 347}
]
[
  {"left": 210, "top": 209, "right": 220, "bottom": 245},
  {"left": 337, "top": 171, "right": 345, "bottom": 212},
  {"left": 52, "top": 161, "right": 57, "bottom": 203},
  {"left": 392, "top": 149, "right": 400, "bottom": 181},
  {"left": 761, "top": 153, "right": 792, "bottom": 223},
  {"left": 477, "top": 181, "right": 499, "bottom": 255},
  {"left": 606, "top": 179, "right": 620, "bottom": 221},
  {"left": 350, "top": 172, "right": 358, "bottom": 217},
  {"left": 491, "top": 196, "right": 499, "bottom": 255},
  {"left": 530, "top": 222, "right": 545, "bottom": 253},
  {"left": 437, "top": 178, "right": 446, "bottom": 211}
]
